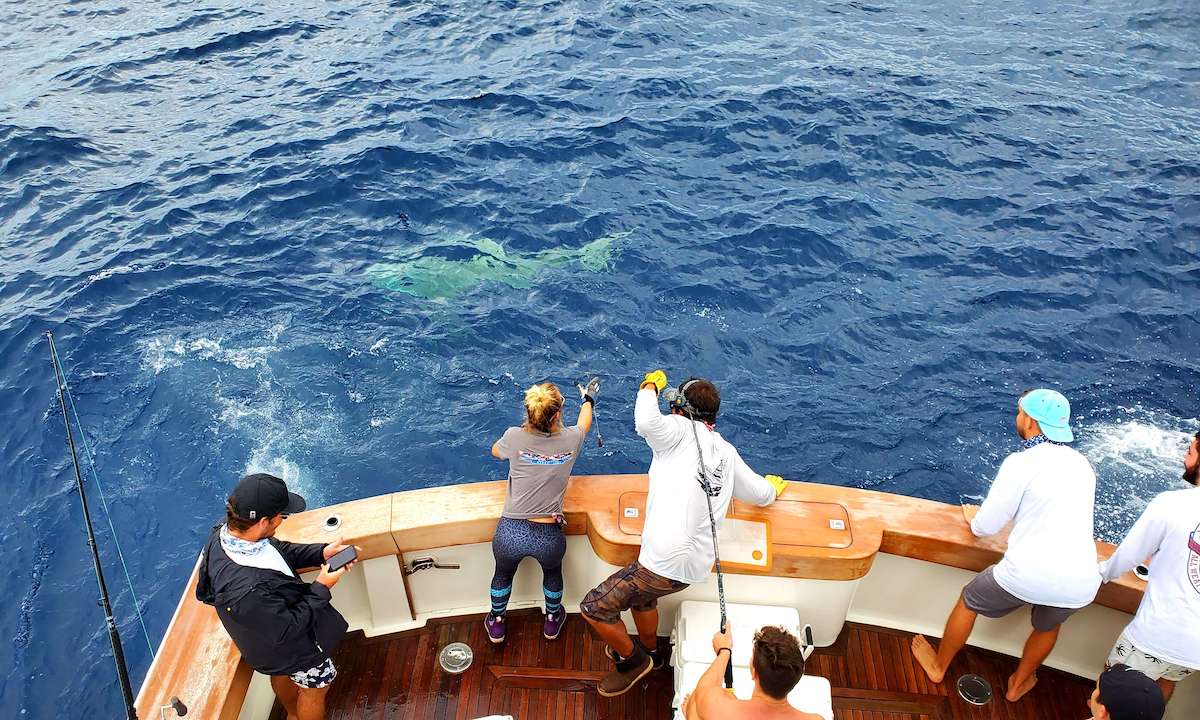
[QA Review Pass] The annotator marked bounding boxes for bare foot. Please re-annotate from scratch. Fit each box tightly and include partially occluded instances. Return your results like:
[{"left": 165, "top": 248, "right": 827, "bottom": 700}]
[
  {"left": 1006, "top": 672, "right": 1038, "bottom": 702},
  {"left": 911, "top": 635, "right": 945, "bottom": 684}
]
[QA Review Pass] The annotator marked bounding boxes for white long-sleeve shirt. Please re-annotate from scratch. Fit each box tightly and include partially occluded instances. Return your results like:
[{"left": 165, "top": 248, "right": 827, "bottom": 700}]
[
  {"left": 1099, "top": 488, "right": 1200, "bottom": 668},
  {"left": 971, "top": 442, "right": 1101, "bottom": 608},
  {"left": 634, "top": 388, "right": 778, "bottom": 584}
]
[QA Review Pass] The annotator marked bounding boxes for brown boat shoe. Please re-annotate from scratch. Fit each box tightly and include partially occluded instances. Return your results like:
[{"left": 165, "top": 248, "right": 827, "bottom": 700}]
[
  {"left": 605, "top": 641, "right": 665, "bottom": 669},
  {"left": 597, "top": 646, "right": 653, "bottom": 697}
]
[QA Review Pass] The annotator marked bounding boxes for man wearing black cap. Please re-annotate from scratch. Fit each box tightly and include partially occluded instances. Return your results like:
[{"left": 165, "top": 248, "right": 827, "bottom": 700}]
[
  {"left": 196, "top": 473, "right": 358, "bottom": 720},
  {"left": 1087, "top": 665, "right": 1166, "bottom": 720}
]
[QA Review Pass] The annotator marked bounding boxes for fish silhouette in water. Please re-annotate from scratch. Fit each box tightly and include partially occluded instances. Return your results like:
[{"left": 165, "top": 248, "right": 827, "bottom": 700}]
[{"left": 366, "top": 231, "right": 627, "bottom": 299}]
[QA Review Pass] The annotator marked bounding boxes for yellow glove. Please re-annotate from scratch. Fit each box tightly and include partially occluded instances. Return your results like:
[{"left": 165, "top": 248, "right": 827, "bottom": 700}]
[
  {"left": 765, "top": 474, "right": 787, "bottom": 497},
  {"left": 642, "top": 369, "right": 667, "bottom": 392}
]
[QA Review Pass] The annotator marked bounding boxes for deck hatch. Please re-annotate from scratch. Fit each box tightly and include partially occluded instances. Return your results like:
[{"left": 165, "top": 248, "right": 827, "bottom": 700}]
[
  {"left": 956, "top": 674, "right": 993, "bottom": 705},
  {"left": 439, "top": 641, "right": 473, "bottom": 674}
]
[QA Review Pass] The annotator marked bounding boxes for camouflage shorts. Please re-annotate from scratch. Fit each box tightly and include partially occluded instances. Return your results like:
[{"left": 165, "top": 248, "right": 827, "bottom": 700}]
[{"left": 580, "top": 562, "right": 688, "bottom": 624}]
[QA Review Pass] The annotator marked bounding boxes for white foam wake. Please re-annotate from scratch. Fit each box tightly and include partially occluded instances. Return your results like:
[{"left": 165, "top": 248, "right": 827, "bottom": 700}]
[
  {"left": 1079, "top": 409, "right": 1197, "bottom": 542},
  {"left": 137, "top": 320, "right": 346, "bottom": 504},
  {"left": 139, "top": 326, "right": 284, "bottom": 374},
  {"left": 1081, "top": 419, "right": 1193, "bottom": 475}
]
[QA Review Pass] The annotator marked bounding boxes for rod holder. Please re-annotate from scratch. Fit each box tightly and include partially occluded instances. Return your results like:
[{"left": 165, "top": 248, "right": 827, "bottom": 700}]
[
  {"left": 160, "top": 697, "right": 188, "bottom": 719},
  {"left": 404, "top": 557, "right": 461, "bottom": 575}
]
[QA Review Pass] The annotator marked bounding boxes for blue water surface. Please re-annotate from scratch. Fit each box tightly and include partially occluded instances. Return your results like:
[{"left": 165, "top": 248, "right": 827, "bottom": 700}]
[{"left": 2, "top": 0, "right": 1199, "bottom": 716}]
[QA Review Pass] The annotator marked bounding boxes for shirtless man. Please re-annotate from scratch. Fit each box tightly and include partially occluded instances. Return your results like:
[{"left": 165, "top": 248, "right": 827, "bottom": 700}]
[{"left": 682, "top": 625, "right": 821, "bottom": 720}]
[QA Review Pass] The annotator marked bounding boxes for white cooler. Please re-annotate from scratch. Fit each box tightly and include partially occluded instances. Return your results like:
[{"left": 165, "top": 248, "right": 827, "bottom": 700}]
[{"left": 670, "top": 600, "right": 833, "bottom": 720}]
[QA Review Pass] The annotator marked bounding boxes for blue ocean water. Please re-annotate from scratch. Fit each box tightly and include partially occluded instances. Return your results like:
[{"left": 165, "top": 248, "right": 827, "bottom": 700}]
[{"left": 2, "top": 0, "right": 1198, "bottom": 716}]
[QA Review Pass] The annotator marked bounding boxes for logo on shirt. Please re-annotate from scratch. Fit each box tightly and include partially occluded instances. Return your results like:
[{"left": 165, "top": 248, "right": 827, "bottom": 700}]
[
  {"left": 519, "top": 450, "right": 574, "bottom": 466},
  {"left": 1188, "top": 524, "right": 1200, "bottom": 596},
  {"left": 697, "top": 458, "right": 728, "bottom": 498}
]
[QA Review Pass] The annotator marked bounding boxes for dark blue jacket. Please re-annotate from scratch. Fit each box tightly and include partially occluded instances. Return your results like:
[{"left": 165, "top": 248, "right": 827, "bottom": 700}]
[{"left": 195, "top": 528, "right": 348, "bottom": 675}]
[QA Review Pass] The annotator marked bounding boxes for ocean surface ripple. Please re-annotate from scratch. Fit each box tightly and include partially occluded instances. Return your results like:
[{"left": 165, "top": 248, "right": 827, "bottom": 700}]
[{"left": 1, "top": 1, "right": 1198, "bottom": 715}]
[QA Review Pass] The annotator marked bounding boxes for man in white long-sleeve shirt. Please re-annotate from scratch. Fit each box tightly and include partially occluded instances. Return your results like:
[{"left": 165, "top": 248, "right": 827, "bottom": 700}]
[
  {"left": 912, "top": 389, "right": 1102, "bottom": 702},
  {"left": 580, "top": 371, "right": 785, "bottom": 697},
  {"left": 1098, "top": 430, "right": 1200, "bottom": 705}
]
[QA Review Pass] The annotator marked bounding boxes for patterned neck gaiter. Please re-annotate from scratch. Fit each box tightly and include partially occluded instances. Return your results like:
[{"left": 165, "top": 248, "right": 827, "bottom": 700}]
[
  {"left": 220, "top": 524, "right": 269, "bottom": 558},
  {"left": 1020, "top": 434, "right": 1062, "bottom": 450}
]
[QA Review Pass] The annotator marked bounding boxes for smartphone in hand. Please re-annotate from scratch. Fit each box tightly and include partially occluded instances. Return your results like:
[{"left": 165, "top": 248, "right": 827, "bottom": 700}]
[{"left": 327, "top": 546, "right": 358, "bottom": 572}]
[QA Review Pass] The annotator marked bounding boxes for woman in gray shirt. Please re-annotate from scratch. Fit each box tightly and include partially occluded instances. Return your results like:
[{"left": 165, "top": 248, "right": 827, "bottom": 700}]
[{"left": 485, "top": 380, "right": 594, "bottom": 644}]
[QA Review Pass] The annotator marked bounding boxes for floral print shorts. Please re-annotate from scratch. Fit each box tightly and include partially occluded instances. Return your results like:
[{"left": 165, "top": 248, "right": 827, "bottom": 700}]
[{"left": 288, "top": 657, "right": 337, "bottom": 689}]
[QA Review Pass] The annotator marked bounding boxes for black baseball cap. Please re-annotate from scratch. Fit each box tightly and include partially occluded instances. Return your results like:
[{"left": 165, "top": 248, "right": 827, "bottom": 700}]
[
  {"left": 1098, "top": 665, "right": 1165, "bottom": 720},
  {"left": 228, "top": 473, "right": 306, "bottom": 521}
]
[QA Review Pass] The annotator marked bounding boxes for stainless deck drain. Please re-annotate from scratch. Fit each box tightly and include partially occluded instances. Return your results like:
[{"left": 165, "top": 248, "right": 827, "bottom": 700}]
[
  {"left": 439, "top": 642, "right": 474, "bottom": 674},
  {"left": 956, "top": 674, "right": 993, "bottom": 705}
]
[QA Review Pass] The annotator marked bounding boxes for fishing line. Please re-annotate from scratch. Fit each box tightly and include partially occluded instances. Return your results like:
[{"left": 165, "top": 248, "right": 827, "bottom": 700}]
[
  {"left": 48, "top": 336, "right": 156, "bottom": 656},
  {"left": 686, "top": 408, "right": 735, "bottom": 690}
]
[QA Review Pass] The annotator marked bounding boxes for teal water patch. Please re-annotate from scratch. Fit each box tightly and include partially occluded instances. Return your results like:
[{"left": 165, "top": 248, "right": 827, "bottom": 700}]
[{"left": 367, "top": 231, "right": 627, "bottom": 299}]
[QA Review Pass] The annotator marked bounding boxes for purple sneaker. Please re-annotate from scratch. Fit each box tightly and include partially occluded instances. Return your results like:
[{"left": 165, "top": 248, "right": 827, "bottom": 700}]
[
  {"left": 543, "top": 608, "right": 566, "bottom": 640},
  {"left": 485, "top": 613, "right": 505, "bottom": 644}
]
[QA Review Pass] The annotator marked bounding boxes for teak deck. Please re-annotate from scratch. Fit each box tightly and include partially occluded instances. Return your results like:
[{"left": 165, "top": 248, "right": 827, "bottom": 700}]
[
  {"left": 138, "top": 477, "right": 1148, "bottom": 720},
  {"left": 270, "top": 610, "right": 1094, "bottom": 720}
]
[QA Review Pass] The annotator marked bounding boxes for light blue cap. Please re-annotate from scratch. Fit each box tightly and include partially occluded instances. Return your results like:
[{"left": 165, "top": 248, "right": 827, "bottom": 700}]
[{"left": 1019, "top": 389, "right": 1074, "bottom": 443}]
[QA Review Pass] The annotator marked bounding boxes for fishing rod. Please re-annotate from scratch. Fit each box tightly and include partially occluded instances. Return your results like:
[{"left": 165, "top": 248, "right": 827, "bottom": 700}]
[
  {"left": 46, "top": 331, "right": 139, "bottom": 720},
  {"left": 686, "top": 414, "right": 735, "bottom": 691}
]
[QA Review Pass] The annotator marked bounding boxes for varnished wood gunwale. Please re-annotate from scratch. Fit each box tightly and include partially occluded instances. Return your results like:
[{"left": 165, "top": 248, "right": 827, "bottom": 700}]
[{"left": 136, "top": 475, "right": 1144, "bottom": 720}]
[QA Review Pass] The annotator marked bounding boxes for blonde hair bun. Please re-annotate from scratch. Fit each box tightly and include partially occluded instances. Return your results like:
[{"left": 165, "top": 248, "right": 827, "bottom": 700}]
[{"left": 524, "top": 382, "right": 564, "bottom": 433}]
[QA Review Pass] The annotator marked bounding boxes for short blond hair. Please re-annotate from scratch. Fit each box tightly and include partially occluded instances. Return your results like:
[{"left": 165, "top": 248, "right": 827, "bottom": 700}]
[{"left": 524, "top": 382, "right": 564, "bottom": 433}]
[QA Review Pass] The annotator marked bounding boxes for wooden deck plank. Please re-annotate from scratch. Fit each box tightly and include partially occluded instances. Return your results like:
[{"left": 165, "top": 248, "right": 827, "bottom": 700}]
[{"left": 272, "top": 614, "right": 1092, "bottom": 720}]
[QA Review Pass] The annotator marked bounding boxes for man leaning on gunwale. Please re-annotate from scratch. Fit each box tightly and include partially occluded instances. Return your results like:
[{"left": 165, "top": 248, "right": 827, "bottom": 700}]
[{"left": 196, "top": 473, "right": 360, "bottom": 720}]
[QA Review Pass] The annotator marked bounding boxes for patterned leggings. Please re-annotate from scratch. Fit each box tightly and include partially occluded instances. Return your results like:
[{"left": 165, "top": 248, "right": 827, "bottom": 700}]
[{"left": 489, "top": 517, "right": 566, "bottom": 617}]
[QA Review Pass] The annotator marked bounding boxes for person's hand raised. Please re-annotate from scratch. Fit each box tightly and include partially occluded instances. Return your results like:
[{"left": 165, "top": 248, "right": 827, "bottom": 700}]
[
  {"left": 642, "top": 370, "right": 667, "bottom": 393},
  {"left": 577, "top": 377, "right": 600, "bottom": 403}
]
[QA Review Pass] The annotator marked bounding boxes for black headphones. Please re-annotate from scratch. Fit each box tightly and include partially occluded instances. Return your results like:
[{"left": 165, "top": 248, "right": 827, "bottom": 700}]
[{"left": 665, "top": 379, "right": 701, "bottom": 416}]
